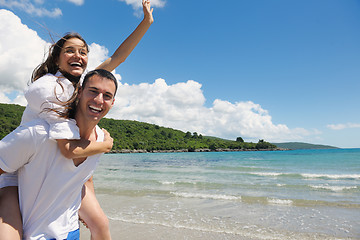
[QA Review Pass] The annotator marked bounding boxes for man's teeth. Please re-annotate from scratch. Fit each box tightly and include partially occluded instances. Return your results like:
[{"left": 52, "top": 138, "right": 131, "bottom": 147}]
[{"left": 89, "top": 106, "right": 102, "bottom": 112}]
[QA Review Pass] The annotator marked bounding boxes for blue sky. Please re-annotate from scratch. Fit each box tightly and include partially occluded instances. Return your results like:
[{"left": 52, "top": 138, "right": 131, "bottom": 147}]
[{"left": 0, "top": 0, "right": 359, "bottom": 148}]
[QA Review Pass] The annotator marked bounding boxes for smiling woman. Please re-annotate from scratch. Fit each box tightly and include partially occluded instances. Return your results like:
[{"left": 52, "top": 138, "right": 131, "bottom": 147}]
[
  {"left": 31, "top": 33, "right": 89, "bottom": 84},
  {"left": 58, "top": 38, "right": 89, "bottom": 78}
]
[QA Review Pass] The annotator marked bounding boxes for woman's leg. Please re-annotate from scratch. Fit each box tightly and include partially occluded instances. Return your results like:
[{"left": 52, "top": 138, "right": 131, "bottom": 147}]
[
  {"left": 79, "top": 177, "right": 111, "bottom": 240},
  {"left": 0, "top": 186, "right": 22, "bottom": 240}
]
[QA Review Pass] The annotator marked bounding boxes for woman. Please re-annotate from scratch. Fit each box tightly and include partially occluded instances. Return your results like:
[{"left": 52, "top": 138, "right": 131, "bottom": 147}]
[{"left": 0, "top": 1, "right": 154, "bottom": 239}]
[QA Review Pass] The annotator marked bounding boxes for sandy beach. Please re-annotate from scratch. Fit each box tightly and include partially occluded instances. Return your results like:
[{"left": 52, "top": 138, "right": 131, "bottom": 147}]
[{"left": 80, "top": 220, "right": 253, "bottom": 240}]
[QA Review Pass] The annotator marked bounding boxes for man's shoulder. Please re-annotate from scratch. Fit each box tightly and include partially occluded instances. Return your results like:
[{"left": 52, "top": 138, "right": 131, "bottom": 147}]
[
  {"left": 0, "top": 119, "right": 50, "bottom": 151},
  {"left": 21, "top": 119, "right": 50, "bottom": 135}
]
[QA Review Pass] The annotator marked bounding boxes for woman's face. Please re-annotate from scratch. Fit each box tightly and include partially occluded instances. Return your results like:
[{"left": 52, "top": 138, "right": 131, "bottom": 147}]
[{"left": 57, "top": 37, "right": 88, "bottom": 77}]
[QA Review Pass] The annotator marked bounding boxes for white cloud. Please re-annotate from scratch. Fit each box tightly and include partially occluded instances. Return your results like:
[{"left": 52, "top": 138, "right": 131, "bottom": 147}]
[
  {"left": 118, "top": 0, "right": 165, "bottom": 16},
  {"left": 0, "top": 9, "right": 48, "bottom": 93},
  {"left": 0, "top": 0, "right": 62, "bottom": 17},
  {"left": 108, "top": 78, "right": 316, "bottom": 142},
  {"left": 12, "top": 93, "right": 27, "bottom": 106},
  {"left": 327, "top": 123, "right": 360, "bottom": 130},
  {"left": 0, "top": 92, "right": 11, "bottom": 104},
  {"left": 66, "top": 0, "right": 84, "bottom": 6},
  {"left": 0, "top": 10, "right": 117, "bottom": 104},
  {"left": 88, "top": 43, "right": 122, "bottom": 81},
  {"left": 0, "top": 0, "right": 165, "bottom": 18},
  {"left": 118, "top": 0, "right": 165, "bottom": 9}
]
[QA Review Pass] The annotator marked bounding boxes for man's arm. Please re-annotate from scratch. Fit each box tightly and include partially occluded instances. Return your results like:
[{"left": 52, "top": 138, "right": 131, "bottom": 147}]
[
  {"left": 96, "top": 0, "right": 154, "bottom": 72},
  {"left": 0, "top": 168, "right": 5, "bottom": 175}
]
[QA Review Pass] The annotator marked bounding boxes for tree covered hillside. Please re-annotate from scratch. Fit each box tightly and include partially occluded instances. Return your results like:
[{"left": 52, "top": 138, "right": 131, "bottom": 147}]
[
  {"left": 0, "top": 103, "right": 25, "bottom": 140},
  {"left": 272, "top": 142, "right": 337, "bottom": 150},
  {"left": 0, "top": 103, "right": 277, "bottom": 152}
]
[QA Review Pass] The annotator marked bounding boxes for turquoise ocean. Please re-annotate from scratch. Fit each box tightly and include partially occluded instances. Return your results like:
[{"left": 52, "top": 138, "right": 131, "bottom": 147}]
[{"left": 92, "top": 148, "right": 360, "bottom": 239}]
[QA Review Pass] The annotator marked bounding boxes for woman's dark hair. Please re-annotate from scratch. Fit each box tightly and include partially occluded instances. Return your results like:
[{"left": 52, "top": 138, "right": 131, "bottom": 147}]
[{"left": 31, "top": 32, "right": 89, "bottom": 83}]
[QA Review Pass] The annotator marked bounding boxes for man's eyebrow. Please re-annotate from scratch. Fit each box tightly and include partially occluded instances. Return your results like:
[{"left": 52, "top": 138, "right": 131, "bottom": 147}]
[{"left": 87, "top": 86, "right": 114, "bottom": 97}]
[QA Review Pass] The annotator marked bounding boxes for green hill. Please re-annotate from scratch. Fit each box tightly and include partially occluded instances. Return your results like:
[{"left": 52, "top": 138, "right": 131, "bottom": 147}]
[
  {"left": 0, "top": 103, "right": 25, "bottom": 140},
  {"left": 272, "top": 142, "right": 338, "bottom": 150},
  {"left": 0, "top": 103, "right": 277, "bottom": 152}
]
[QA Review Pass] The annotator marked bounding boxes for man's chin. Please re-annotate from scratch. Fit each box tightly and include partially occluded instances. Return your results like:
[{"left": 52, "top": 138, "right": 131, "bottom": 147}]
[{"left": 87, "top": 113, "right": 104, "bottom": 121}]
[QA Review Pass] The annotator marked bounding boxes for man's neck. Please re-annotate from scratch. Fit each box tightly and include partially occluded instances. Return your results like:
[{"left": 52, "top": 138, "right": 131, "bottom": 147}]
[{"left": 75, "top": 115, "right": 98, "bottom": 140}]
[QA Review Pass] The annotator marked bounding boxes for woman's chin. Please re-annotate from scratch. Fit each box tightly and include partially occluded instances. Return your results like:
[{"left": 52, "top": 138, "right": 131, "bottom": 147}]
[{"left": 69, "top": 69, "right": 84, "bottom": 77}]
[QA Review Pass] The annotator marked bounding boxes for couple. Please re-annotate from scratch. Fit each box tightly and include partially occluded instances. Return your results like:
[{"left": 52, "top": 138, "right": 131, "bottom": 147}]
[
  {"left": 0, "top": 69, "right": 117, "bottom": 239},
  {"left": 0, "top": 1, "right": 154, "bottom": 239}
]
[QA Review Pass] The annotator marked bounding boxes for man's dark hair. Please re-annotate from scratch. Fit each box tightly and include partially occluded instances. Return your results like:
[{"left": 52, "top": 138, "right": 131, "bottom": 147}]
[{"left": 82, "top": 69, "right": 118, "bottom": 95}]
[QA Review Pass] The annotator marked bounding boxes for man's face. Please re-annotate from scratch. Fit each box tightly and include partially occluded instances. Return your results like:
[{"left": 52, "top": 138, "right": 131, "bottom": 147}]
[{"left": 77, "top": 75, "right": 116, "bottom": 122}]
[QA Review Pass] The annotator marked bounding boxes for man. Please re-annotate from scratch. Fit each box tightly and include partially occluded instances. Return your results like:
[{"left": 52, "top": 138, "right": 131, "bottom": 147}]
[{"left": 0, "top": 69, "right": 117, "bottom": 239}]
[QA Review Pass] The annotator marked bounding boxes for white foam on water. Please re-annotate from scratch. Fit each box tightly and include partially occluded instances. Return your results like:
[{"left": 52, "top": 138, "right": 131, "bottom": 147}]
[
  {"left": 250, "top": 172, "right": 284, "bottom": 177},
  {"left": 160, "top": 181, "right": 176, "bottom": 185},
  {"left": 170, "top": 192, "right": 241, "bottom": 201},
  {"left": 159, "top": 180, "right": 197, "bottom": 185},
  {"left": 310, "top": 185, "right": 358, "bottom": 192},
  {"left": 267, "top": 198, "right": 293, "bottom": 206},
  {"left": 301, "top": 173, "right": 360, "bottom": 179}
]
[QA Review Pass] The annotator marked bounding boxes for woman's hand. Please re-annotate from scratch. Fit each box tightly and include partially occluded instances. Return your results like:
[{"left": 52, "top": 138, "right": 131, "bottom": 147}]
[
  {"left": 143, "top": 0, "right": 154, "bottom": 24},
  {"left": 102, "top": 128, "right": 113, "bottom": 153}
]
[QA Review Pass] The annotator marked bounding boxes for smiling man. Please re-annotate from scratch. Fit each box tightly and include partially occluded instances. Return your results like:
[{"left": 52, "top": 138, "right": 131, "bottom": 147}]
[{"left": 0, "top": 69, "right": 117, "bottom": 240}]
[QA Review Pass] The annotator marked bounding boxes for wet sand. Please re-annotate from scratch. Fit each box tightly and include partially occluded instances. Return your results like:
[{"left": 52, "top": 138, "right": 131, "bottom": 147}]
[{"left": 80, "top": 219, "right": 254, "bottom": 240}]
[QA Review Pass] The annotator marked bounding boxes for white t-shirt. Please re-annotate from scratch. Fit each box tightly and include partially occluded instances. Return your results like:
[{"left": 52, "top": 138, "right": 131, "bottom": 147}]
[
  {"left": 0, "top": 71, "right": 81, "bottom": 188},
  {"left": 0, "top": 119, "right": 103, "bottom": 240},
  {"left": 21, "top": 71, "right": 80, "bottom": 140}
]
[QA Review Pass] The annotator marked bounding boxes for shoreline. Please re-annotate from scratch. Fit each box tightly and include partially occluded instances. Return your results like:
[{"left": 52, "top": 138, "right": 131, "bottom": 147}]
[
  {"left": 109, "top": 148, "right": 288, "bottom": 154},
  {"left": 80, "top": 219, "right": 257, "bottom": 240}
]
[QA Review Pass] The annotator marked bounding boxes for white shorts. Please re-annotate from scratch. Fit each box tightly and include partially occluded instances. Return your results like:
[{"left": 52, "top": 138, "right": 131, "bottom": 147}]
[{"left": 0, "top": 171, "right": 18, "bottom": 188}]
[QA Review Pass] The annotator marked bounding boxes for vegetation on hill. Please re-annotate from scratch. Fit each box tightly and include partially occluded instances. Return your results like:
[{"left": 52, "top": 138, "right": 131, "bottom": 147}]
[
  {"left": 272, "top": 142, "right": 338, "bottom": 150},
  {"left": 98, "top": 118, "right": 277, "bottom": 152},
  {"left": 0, "top": 103, "right": 25, "bottom": 140},
  {"left": 0, "top": 103, "right": 277, "bottom": 152}
]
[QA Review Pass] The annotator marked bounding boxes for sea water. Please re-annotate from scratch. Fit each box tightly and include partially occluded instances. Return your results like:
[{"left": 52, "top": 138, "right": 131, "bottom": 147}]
[{"left": 92, "top": 148, "right": 360, "bottom": 239}]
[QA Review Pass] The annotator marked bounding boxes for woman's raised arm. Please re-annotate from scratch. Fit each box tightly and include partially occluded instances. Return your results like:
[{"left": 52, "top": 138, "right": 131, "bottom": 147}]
[{"left": 96, "top": 0, "right": 154, "bottom": 72}]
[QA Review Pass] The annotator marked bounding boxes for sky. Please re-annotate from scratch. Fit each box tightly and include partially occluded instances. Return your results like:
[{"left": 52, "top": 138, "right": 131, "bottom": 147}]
[{"left": 0, "top": 0, "right": 359, "bottom": 148}]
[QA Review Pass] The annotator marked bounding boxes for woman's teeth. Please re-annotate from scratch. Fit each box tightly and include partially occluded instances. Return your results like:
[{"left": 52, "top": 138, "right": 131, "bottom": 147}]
[{"left": 70, "top": 62, "right": 82, "bottom": 67}]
